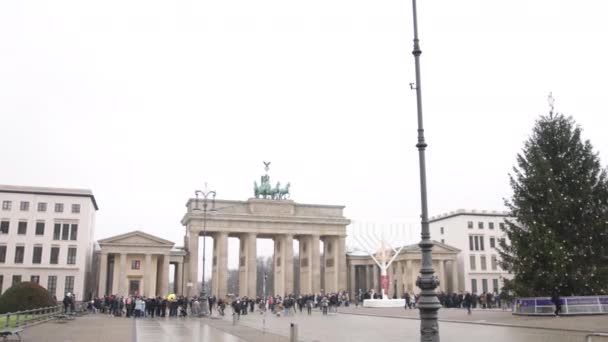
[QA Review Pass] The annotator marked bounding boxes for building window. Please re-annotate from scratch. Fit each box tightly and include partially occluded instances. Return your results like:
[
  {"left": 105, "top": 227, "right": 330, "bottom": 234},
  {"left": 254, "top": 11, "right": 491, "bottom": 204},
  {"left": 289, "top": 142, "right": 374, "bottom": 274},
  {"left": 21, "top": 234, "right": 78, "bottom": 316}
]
[
  {"left": 32, "top": 246, "right": 43, "bottom": 264},
  {"left": 30, "top": 275, "right": 40, "bottom": 284},
  {"left": 53, "top": 224, "right": 61, "bottom": 240},
  {"left": 47, "top": 276, "right": 57, "bottom": 296},
  {"left": 471, "top": 279, "right": 477, "bottom": 293},
  {"left": 131, "top": 260, "right": 141, "bottom": 270},
  {"left": 50, "top": 247, "right": 60, "bottom": 264},
  {"left": 61, "top": 224, "right": 69, "bottom": 240},
  {"left": 14, "top": 246, "right": 25, "bottom": 263},
  {"left": 490, "top": 237, "right": 496, "bottom": 248},
  {"left": 470, "top": 255, "right": 476, "bottom": 270},
  {"left": 493, "top": 279, "right": 499, "bottom": 293},
  {"left": 17, "top": 221, "right": 27, "bottom": 235},
  {"left": 0, "top": 221, "right": 9, "bottom": 234},
  {"left": 302, "top": 242, "right": 307, "bottom": 253},
  {"left": 0, "top": 275, "right": 3, "bottom": 295},
  {"left": 491, "top": 255, "right": 498, "bottom": 270},
  {"left": 489, "top": 222, "right": 495, "bottom": 229},
  {"left": 327, "top": 242, "right": 332, "bottom": 253},
  {"left": 54, "top": 203, "right": 64, "bottom": 213},
  {"left": 67, "top": 247, "right": 77, "bottom": 265},
  {"left": 20, "top": 201, "right": 30, "bottom": 211},
  {"left": 71, "top": 204, "right": 80, "bottom": 214},
  {"left": 499, "top": 222, "right": 505, "bottom": 230},
  {"left": 35, "top": 222, "right": 45, "bottom": 235},
  {"left": 37, "top": 202, "right": 47, "bottom": 212},
  {"left": 70, "top": 224, "right": 78, "bottom": 240},
  {"left": 441, "top": 239, "right": 445, "bottom": 244},
  {"left": 440, "top": 227, "right": 444, "bottom": 234},
  {"left": 482, "top": 279, "right": 488, "bottom": 293},
  {"left": 470, "top": 235, "right": 485, "bottom": 251},
  {"left": 467, "top": 221, "right": 473, "bottom": 229},
  {"left": 480, "top": 256, "right": 487, "bottom": 271},
  {"left": 2, "top": 201, "right": 11, "bottom": 211},
  {"left": 12, "top": 275, "right": 21, "bottom": 286},
  {"left": 478, "top": 222, "right": 484, "bottom": 229},
  {"left": 64, "top": 276, "right": 74, "bottom": 294},
  {"left": 0, "top": 245, "right": 6, "bottom": 263}
]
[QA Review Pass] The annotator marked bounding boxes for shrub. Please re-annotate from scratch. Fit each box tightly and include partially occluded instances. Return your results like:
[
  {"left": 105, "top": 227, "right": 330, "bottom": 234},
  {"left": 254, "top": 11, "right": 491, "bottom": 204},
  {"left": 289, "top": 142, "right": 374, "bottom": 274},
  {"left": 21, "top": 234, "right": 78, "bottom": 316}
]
[{"left": 0, "top": 282, "right": 56, "bottom": 314}]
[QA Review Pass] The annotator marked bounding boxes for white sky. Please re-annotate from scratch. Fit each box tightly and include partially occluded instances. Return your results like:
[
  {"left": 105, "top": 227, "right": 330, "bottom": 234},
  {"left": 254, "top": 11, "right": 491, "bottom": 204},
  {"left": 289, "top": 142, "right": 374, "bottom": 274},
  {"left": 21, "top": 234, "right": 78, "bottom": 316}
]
[{"left": 2, "top": 1, "right": 608, "bottom": 274}]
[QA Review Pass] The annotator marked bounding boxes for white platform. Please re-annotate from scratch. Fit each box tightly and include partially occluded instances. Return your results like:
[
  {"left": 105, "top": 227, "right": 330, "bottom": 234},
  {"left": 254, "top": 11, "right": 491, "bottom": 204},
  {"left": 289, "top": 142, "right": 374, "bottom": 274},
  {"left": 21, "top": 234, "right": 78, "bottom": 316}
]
[{"left": 363, "top": 299, "right": 406, "bottom": 308}]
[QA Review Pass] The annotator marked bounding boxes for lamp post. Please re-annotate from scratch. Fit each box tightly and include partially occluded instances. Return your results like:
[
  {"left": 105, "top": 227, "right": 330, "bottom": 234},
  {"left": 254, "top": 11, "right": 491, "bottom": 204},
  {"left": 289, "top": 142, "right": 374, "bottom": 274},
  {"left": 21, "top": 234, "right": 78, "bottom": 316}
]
[
  {"left": 193, "top": 183, "right": 216, "bottom": 316},
  {"left": 410, "top": 0, "right": 441, "bottom": 340}
]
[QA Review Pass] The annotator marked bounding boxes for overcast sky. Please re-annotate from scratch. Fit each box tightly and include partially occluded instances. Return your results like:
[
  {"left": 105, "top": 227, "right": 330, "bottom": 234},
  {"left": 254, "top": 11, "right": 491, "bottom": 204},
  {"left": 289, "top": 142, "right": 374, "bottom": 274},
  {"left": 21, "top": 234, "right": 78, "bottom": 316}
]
[{"left": 2, "top": 1, "right": 607, "bottom": 273}]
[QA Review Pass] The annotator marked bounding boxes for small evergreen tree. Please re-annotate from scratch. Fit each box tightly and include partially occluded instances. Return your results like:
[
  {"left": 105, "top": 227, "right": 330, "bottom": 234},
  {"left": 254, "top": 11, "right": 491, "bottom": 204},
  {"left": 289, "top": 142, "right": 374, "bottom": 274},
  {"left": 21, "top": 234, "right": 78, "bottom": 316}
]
[{"left": 499, "top": 107, "right": 608, "bottom": 296}]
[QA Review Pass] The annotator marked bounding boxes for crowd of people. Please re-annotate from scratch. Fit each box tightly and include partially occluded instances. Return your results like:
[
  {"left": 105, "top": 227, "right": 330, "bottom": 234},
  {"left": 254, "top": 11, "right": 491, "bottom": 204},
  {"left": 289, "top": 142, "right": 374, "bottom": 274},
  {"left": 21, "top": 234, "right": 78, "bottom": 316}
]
[
  {"left": 76, "top": 291, "right": 354, "bottom": 319},
  {"left": 69, "top": 289, "right": 512, "bottom": 319}
]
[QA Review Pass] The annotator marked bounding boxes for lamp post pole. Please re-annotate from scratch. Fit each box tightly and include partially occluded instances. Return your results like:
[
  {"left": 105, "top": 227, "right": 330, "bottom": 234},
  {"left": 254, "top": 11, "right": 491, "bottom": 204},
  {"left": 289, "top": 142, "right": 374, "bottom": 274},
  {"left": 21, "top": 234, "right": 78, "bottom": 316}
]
[
  {"left": 410, "top": 0, "right": 441, "bottom": 341},
  {"left": 194, "top": 184, "right": 216, "bottom": 316}
]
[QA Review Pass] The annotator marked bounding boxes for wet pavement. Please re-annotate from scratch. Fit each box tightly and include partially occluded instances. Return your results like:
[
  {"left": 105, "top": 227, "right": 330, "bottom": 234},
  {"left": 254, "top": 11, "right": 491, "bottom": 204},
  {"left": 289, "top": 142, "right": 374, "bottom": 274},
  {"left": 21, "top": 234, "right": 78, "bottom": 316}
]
[
  {"left": 18, "top": 309, "right": 608, "bottom": 342},
  {"left": 219, "top": 308, "right": 608, "bottom": 342}
]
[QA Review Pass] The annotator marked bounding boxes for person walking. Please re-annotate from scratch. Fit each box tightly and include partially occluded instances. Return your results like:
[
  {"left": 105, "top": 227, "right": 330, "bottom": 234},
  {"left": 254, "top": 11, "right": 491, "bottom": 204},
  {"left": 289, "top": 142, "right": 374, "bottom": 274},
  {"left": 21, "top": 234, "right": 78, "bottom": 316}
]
[
  {"left": 551, "top": 289, "right": 561, "bottom": 317},
  {"left": 464, "top": 292, "right": 472, "bottom": 315}
]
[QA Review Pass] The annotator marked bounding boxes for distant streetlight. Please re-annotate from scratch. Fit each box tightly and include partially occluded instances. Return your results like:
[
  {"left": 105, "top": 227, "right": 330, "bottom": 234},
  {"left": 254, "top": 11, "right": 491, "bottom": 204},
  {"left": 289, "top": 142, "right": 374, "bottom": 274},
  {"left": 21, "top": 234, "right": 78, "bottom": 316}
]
[
  {"left": 410, "top": 0, "right": 441, "bottom": 341},
  {"left": 193, "top": 183, "right": 217, "bottom": 316}
]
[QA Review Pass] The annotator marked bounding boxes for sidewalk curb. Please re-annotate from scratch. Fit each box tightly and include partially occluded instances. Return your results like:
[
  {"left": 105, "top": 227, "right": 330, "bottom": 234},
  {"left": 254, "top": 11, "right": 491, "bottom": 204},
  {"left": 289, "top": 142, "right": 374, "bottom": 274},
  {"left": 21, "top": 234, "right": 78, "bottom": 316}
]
[{"left": 340, "top": 311, "right": 608, "bottom": 334}]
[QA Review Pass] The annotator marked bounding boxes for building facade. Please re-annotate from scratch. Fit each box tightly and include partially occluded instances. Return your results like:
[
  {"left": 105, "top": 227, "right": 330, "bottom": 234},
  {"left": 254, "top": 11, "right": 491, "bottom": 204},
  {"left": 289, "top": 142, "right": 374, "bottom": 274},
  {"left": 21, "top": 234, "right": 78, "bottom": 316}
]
[
  {"left": 96, "top": 231, "right": 185, "bottom": 297},
  {"left": 0, "top": 185, "right": 98, "bottom": 300},
  {"left": 346, "top": 241, "right": 460, "bottom": 300},
  {"left": 429, "top": 209, "right": 512, "bottom": 294}
]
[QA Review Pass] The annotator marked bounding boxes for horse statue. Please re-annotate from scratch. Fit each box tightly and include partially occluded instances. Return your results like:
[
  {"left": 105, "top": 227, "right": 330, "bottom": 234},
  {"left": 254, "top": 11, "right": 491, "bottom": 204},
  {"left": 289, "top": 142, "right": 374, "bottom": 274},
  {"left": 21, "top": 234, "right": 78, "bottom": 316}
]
[
  {"left": 254, "top": 181, "right": 260, "bottom": 198},
  {"left": 278, "top": 182, "right": 290, "bottom": 199},
  {"left": 271, "top": 182, "right": 281, "bottom": 199}
]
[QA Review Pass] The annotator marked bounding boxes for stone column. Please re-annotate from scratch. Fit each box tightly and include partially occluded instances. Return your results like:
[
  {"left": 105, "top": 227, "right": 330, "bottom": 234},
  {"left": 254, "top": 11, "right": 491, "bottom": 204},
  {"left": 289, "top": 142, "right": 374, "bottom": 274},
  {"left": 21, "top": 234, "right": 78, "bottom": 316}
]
[
  {"left": 337, "top": 236, "right": 347, "bottom": 293},
  {"left": 451, "top": 260, "right": 459, "bottom": 293},
  {"left": 238, "top": 233, "right": 257, "bottom": 298},
  {"left": 176, "top": 261, "right": 183, "bottom": 295},
  {"left": 396, "top": 260, "right": 403, "bottom": 298},
  {"left": 159, "top": 254, "right": 170, "bottom": 296},
  {"left": 298, "top": 235, "right": 311, "bottom": 294},
  {"left": 246, "top": 233, "right": 257, "bottom": 298},
  {"left": 144, "top": 253, "right": 153, "bottom": 297},
  {"left": 310, "top": 234, "right": 321, "bottom": 294},
  {"left": 212, "top": 232, "right": 228, "bottom": 299},
  {"left": 322, "top": 235, "right": 339, "bottom": 293},
  {"left": 372, "top": 264, "right": 379, "bottom": 292},
  {"left": 118, "top": 253, "right": 128, "bottom": 296},
  {"left": 365, "top": 265, "right": 371, "bottom": 291},
  {"left": 273, "top": 234, "right": 294, "bottom": 296},
  {"left": 405, "top": 260, "right": 416, "bottom": 295},
  {"left": 97, "top": 252, "right": 108, "bottom": 297},
  {"left": 438, "top": 259, "right": 445, "bottom": 292},
  {"left": 349, "top": 263, "right": 356, "bottom": 299},
  {"left": 187, "top": 232, "right": 199, "bottom": 297},
  {"left": 98, "top": 252, "right": 108, "bottom": 296}
]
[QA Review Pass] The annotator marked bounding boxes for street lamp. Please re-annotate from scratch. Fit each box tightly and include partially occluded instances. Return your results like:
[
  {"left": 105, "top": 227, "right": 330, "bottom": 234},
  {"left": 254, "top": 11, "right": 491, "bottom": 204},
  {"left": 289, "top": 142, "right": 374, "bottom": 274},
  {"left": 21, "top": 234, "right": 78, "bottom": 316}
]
[
  {"left": 410, "top": 0, "right": 441, "bottom": 341},
  {"left": 193, "top": 183, "right": 217, "bottom": 316}
]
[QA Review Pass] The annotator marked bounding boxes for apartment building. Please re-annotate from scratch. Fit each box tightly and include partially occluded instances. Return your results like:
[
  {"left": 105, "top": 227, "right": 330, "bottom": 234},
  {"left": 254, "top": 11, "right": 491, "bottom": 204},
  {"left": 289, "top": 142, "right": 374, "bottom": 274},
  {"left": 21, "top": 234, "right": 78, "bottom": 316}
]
[
  {"left": 429, "top": 209, "right": 512, "bottom": 294},
  {"left": 0, "top": 185, "right": 98, "bottom": 301}
]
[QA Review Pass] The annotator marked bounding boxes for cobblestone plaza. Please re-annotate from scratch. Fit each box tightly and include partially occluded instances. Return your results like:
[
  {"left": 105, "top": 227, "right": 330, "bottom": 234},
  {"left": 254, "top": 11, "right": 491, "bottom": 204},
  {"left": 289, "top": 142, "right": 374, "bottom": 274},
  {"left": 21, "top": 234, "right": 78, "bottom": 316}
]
[{"left": 19, "top": 307, "right": 608, "bottom": 342}]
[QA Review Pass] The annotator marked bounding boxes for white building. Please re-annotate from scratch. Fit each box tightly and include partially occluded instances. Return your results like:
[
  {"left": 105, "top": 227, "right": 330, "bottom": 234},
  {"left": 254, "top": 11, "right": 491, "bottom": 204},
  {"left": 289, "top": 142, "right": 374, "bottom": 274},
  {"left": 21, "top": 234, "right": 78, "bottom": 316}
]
[
  {"left": 429, "top": 209, "right": 512, "bottom": 294},
  {"left": 0, "top": 185, "right": 98, "bottom": 301}
]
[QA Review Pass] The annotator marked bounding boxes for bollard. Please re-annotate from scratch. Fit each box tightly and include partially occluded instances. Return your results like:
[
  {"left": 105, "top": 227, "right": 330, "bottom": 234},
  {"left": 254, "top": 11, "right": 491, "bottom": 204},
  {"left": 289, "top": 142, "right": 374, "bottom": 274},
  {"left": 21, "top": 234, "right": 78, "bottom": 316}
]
[{"left": 289, "top": 323, "right": 298, "bottom": 342}]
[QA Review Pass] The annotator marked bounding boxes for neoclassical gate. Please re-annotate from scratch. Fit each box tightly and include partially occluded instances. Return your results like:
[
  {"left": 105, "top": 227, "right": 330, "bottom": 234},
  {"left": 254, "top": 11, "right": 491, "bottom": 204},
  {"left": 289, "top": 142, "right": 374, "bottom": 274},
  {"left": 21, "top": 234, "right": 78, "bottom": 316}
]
[{"left": 180, "top": 198, "right": 350, "bottom": 298}]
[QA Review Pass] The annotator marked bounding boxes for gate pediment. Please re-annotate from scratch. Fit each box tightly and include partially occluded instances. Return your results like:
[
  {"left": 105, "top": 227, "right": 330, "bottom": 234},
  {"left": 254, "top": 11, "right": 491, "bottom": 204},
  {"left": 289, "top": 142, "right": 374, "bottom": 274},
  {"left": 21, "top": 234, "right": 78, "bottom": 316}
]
[{"left": 98, "top": 230, "right": 174, "bottom": 248}]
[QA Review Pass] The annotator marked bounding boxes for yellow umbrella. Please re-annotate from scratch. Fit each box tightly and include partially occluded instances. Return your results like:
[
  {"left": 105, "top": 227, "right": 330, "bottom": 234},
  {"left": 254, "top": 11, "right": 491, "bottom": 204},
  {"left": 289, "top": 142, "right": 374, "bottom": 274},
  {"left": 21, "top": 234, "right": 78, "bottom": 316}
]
[{"left": 167, "top": 294, "right": 176, "bottom": 300}]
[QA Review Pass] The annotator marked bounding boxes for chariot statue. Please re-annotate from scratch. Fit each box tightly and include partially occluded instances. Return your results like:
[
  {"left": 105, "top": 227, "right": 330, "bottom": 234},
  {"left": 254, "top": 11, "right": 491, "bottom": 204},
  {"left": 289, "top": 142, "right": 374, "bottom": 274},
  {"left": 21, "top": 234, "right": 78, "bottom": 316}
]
[{"left": 253, "top": 161, "right": 291, "bottom": 200}]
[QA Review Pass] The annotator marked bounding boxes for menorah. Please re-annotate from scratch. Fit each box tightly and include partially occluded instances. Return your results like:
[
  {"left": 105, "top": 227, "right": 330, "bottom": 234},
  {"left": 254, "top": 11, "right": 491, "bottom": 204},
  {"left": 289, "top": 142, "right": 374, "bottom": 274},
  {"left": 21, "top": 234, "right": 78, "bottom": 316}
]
[{"left": 352, "top": 223, "right": 408, "bottom": 300}]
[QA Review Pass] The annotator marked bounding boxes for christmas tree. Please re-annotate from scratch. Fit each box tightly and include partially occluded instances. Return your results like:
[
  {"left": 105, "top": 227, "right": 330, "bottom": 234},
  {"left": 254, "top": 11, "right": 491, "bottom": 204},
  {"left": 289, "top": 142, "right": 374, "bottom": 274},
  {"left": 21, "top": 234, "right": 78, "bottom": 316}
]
[{"left": 499, "top": 99, "right": 608, "bottom": 296}]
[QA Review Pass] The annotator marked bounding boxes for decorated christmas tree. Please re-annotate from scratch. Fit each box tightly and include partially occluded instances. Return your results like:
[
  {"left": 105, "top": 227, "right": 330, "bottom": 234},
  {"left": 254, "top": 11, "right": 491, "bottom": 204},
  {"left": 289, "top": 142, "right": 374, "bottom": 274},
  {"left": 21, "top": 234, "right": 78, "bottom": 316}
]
[{"left": 499, "top": 97, "right": 608, "bottom": 296}]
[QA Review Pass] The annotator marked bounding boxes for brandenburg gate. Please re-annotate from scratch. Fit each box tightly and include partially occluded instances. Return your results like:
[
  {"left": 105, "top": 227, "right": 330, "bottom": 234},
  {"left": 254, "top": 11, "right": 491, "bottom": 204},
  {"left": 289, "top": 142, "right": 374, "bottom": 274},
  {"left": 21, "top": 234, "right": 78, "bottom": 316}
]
[{"left": 180, "top": 170, "right": 350, "bottom": 298}]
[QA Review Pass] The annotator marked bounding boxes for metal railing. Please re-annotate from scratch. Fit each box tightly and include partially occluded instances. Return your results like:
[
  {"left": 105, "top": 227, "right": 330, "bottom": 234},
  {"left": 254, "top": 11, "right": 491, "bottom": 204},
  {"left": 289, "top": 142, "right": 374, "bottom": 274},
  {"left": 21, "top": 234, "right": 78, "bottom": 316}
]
[
  {"left": 586, "top": 333, "right": 608, "bottom": 342},
  {"left": 1, "top": 305, "right": 63, "bottom": 329}
]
